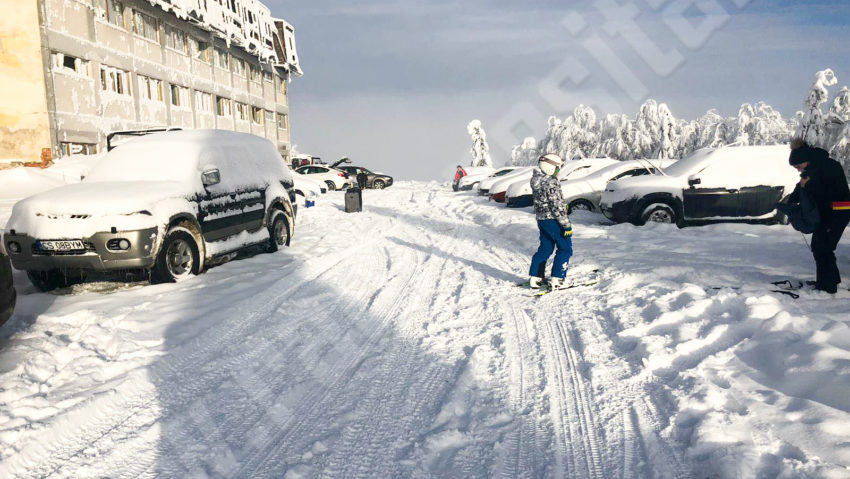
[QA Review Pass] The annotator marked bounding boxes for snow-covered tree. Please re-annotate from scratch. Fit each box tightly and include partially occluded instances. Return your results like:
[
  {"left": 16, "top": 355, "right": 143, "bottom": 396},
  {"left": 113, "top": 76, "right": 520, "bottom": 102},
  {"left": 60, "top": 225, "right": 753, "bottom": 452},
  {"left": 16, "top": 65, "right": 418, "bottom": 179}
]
[
  {"left": 797, "top": 69, "right": 838, "bottom": 147},
  {"left": 510, "top": 137, "right": 539, "bottom": 166},
  {"left": 467, "top": 120, "right": 493, "bottom": 167}
]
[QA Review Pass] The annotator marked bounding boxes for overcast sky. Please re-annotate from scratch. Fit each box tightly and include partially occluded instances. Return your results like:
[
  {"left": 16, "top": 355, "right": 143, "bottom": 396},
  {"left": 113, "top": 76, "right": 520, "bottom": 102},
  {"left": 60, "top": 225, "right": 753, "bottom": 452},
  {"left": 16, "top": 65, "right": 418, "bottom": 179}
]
[{"left": 269, "top": 0, "right": 850, "bottom": 180}]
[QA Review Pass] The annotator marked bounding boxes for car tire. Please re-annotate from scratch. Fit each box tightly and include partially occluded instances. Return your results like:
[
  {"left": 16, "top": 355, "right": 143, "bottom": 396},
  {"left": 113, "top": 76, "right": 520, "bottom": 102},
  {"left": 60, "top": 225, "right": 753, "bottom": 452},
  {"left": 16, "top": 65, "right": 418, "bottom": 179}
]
[
  {"left": 152, "top": 228, "right": 200, "bottom": 284},
  {"left": 569, "top": 199, "right": 594, "bottom": 214},
  {"left": 266, "top": 209, "right": 290, "bottom": 253},
  {"left": 373, "top": 179, "right": 386, "bottom": 190},
  {"left": 325, "top": 181, "right": 336, "bottom": 191},
  {"left": 640, "top": 203, "right": 678, "bottom": 225},
  {"left": 26, "top": 269, "right": 84, "bottom": 292}
]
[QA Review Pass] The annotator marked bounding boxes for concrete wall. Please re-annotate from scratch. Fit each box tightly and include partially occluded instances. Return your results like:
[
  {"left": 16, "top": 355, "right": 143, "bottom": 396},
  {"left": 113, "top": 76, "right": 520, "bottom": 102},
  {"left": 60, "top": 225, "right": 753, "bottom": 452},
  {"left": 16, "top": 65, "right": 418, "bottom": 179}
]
[{"left": 0, "top": 0, "right": 50, "bottom": 163}]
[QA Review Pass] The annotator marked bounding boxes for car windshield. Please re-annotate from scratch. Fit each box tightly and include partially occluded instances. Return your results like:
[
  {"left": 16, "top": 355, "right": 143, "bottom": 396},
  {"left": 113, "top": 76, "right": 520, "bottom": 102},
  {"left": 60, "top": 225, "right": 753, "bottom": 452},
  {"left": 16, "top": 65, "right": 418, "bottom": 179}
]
[{"left": 660, "top": 148, "right": 715, "bottom": 177}]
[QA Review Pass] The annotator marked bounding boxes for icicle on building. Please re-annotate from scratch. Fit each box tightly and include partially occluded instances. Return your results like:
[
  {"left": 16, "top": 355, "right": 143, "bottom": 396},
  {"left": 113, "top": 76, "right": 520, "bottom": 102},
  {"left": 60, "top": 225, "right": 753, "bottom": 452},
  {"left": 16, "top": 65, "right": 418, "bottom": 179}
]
[{"left": 0, "top": 0, "right": 302, "bottom": 168}]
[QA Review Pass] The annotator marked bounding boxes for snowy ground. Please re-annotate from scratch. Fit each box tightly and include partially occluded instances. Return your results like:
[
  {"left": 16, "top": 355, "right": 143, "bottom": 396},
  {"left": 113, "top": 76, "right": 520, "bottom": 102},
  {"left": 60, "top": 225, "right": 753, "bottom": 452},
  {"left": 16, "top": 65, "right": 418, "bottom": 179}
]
[{"left": 1, "top": 182, "right": 849, "bottom": 478}]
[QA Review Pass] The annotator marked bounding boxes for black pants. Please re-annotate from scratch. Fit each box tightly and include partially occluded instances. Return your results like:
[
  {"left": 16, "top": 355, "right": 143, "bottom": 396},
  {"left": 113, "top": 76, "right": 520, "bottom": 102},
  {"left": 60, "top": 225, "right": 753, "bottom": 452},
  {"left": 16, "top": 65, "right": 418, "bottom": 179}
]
[{"left": 811, "top": 212, "right": 850, "bottom": 293}]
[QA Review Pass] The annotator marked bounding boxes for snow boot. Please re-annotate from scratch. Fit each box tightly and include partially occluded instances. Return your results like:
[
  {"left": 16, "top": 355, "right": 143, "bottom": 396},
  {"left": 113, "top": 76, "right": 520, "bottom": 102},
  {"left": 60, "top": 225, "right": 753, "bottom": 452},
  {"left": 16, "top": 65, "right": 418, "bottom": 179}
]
[
  {"left": 549, "top": 277, "right": 565, "bottom": 290},
  {"left": 529, "top": 276, "right": 545, "bottom": 289}
]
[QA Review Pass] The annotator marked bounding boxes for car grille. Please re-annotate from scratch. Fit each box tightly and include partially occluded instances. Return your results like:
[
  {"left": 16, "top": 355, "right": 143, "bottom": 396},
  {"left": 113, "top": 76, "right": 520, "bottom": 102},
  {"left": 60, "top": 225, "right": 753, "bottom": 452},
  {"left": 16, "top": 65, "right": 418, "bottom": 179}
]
[{"left": 31, "top": 242, "right": 97, "bottom": 256}]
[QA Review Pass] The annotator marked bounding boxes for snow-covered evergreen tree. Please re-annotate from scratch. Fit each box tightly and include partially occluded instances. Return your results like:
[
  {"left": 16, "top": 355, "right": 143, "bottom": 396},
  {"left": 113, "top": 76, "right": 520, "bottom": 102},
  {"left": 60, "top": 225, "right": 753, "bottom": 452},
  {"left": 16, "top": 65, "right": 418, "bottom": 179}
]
[{"left": 467, "top": 120, "right": 493, "bottom": 167}]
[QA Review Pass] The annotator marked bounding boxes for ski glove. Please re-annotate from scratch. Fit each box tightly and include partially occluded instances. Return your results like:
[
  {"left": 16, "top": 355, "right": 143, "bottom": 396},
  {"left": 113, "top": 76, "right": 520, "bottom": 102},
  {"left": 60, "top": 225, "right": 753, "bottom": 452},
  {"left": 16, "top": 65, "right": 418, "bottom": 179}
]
[{"left": 562, "top": 224, "right": 573, "bottom": 238}]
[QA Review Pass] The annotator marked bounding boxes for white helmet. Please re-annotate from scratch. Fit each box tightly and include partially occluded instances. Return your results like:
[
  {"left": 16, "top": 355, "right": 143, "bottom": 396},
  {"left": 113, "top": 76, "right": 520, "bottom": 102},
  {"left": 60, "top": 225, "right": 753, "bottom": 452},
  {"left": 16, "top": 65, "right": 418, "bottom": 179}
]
[{"left": 538, "top": 154, "right": 564, "bottom": 176}]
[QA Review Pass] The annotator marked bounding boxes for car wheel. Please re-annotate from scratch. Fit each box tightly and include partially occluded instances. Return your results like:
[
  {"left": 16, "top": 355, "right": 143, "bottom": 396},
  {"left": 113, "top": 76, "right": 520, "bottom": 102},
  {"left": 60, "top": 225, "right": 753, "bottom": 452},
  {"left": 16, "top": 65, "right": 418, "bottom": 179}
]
[
  {"left": 266, "top": 209, "right": 290, "bottom": 253},
  {"left": 325, "top": 181, "right": 336, "bottom": 191},
  {"left": 152, "top": 228, "right": 200, "bottom": 284},
  {"left": 569, "top": 199, "right": 593, "bottom": 214},
  {"left": 26, "top": 269, "right": 83, "bottom": 292},
  {"left": 640, "top": 203, "right": 677, "bottom": 225},
  {"left": 373, "top": 179, "right": 386, "bottom": 190}
]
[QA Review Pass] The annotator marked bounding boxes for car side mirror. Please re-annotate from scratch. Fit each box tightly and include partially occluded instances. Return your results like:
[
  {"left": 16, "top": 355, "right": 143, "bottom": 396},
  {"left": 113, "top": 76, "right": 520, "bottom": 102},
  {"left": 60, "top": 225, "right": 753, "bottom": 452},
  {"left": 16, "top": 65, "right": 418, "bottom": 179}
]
[
  {"left": 202, "top": 168, "right": 221, "bottom": 187},
  {"left": 688, "top": 176, "right": 701, "bottom": 187}
]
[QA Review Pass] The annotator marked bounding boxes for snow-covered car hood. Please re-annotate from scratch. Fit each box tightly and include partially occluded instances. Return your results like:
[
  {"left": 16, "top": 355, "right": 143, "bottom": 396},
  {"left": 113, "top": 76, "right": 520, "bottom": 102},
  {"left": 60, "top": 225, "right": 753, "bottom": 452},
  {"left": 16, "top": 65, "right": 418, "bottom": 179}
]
[
  {"left": 6, "top": 181, "right": 194, "bottom": 239},
  {"left": 478, "top": 167, "right": 532, "bottom": 190},
  {"left": 491, "top": 170, "right": 534, "bottom": 195},
  {"left": 601, "top": 174, "right": 684, "bottom": 206}
]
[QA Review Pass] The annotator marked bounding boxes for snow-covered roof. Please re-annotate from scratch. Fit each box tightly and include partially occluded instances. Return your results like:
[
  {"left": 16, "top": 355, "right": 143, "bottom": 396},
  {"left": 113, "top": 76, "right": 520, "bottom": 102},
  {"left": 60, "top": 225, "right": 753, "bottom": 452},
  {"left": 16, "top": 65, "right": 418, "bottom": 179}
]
[{"left": 141, "top": 0, "right": 301, "bottom": 75}]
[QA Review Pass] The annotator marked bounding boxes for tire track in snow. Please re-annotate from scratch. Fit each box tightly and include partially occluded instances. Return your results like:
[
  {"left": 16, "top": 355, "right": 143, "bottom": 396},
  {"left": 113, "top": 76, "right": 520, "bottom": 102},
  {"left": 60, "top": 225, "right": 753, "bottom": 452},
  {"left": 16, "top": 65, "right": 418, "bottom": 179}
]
[{"left": 233, "top": 245, "right": 426, "bottom": 477}]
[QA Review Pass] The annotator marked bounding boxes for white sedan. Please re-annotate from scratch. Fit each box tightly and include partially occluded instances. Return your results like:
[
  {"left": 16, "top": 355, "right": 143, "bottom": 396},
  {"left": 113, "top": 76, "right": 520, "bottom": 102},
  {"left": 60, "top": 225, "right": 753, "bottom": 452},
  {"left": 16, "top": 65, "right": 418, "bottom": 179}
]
[
  {"left": 458, "top": 167, "right": 520, "bottom": 190},
  {"left": 295, "top": 165, "right": 354, "bottom": 191},
  {"left": 559, "top": 159, "right": 675, "bottom": 213},
  {"left": 502, "top": 158, "right": 619, "bottom": 206},
  {"left": 291, "top": 171, "right": 327, "bottom": 198}
]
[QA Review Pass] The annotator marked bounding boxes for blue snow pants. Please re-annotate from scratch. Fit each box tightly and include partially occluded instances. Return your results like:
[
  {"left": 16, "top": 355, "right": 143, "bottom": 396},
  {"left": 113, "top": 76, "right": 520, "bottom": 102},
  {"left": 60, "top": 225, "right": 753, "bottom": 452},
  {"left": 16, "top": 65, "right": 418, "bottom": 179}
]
[{"left": 529, "top": 219, "right": 573, "bottom": 279}]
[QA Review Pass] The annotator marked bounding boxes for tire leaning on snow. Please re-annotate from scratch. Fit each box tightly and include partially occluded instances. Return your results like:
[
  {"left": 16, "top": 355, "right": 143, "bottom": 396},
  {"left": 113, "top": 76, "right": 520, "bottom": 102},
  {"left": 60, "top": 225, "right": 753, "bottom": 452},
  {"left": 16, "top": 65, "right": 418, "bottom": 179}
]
[
  {"left": 266, "top": 209, "right": 290, "bottom": 253},
  {"left": 640, "top": 203, "right": 678, "bottom": 226},
  {"left": 152, "top": 227, "right": 201, "bottom": 284}
]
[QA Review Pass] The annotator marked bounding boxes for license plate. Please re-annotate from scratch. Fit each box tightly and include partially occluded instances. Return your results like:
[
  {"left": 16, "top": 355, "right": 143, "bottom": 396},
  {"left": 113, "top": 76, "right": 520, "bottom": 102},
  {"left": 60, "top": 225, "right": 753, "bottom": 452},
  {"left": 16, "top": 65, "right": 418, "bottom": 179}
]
[{"left": 38, "top": 240, "right": 85, "bottom": 251}]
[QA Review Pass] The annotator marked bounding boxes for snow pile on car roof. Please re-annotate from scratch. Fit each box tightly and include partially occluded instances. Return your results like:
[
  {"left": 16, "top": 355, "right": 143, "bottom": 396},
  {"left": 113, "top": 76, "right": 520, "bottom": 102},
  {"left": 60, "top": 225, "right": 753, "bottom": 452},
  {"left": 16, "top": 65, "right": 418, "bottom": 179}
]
[{"left": 85, "top": 130, "right": 290, "bottom": 194}]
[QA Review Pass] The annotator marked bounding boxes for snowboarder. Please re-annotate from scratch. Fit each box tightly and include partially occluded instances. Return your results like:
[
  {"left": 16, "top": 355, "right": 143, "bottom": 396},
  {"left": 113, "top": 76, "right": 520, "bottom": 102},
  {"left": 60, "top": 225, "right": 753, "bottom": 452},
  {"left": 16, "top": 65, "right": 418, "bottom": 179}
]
[
  {"left": 528, "top": 154, "right": 573, "bottom": 290},
  {"left": 787, "top": 139, "right": 850, "bottom": 294},
  {"left": 356, "top": 169, "right": 369, "bottom": 189},
  {"left": 453, "top": 165, "right": 467, "bottom": 191}
]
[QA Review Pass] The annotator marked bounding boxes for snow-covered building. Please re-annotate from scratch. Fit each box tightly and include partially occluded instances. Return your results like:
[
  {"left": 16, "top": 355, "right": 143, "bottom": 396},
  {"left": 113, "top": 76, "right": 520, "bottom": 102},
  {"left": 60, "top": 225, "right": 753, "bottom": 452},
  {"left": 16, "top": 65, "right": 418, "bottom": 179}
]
[{"left": 0, "top": 0, "right": 302, "bottom": 167}]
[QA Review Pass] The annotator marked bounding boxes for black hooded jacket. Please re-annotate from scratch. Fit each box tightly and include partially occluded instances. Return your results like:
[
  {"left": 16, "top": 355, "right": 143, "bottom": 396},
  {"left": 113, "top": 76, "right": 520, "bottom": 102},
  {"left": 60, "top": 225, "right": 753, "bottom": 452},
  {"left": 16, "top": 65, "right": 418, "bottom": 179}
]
[{"left": 788, "top": 148, "right": 850, "bottom": 220}]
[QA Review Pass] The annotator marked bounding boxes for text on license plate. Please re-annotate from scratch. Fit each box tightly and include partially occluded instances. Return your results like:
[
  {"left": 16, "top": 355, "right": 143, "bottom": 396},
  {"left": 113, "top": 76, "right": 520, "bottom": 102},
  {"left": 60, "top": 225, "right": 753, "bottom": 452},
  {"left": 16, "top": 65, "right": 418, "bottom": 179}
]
[{"left": 39, "top": 240, "right": 86, "bottom": 251}]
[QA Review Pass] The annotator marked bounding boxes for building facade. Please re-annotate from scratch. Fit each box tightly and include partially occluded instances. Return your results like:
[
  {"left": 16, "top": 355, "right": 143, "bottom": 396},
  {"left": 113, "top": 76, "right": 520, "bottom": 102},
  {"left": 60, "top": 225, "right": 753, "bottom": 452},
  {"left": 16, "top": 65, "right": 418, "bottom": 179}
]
[{"left": 0, "top": 0, "right": 301, "bottom": 167}]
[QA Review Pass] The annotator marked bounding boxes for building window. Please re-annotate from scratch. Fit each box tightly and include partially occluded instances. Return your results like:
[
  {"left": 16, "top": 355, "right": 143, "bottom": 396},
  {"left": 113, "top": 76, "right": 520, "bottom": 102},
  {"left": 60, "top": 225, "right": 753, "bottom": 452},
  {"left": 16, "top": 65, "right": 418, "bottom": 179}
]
[
  {"left": 60, "top": 142, "right": 97, "bottom": 156},
  {"left": 232, "top": 57, "right": 245, "bottom": 77},
  {"left": 190, "top": 37, "right": 210, "bottom": 63},
  {"left": 263, "top": 71, "right": 273, "bottom": 83},
  {"left": 252, "top": 106, "right": 264, "bottom": 124},
  {"left": 195, "top": 91, "right": 213, "bottom": 113},
  {"left": 235, "top": 102, "right": 249, "bottom": 121},
  {"left": 280, "top": 79, "right": 287, "bottom": 95},
  {"left": 277, "top": 113, "right": 288, "bottom": 130},
  {"left": 138, "top": 75, "right": 164, "bottom": 102},
  {"left": 51, "top": 53, "right": 88, "bottom": 75},
  {"left": 170, "top": 84, "right": 190, "bottom": 108},
  {"left": 215, "top": 96, "right": 232, "bottom": 117},
  {"left": 99, "top": 0, "right": 126, "bottom": 29},
  {"left": 132, "top": 10, "right": 159, "bottom": 42},
  {"left": 100, "top": 65, "right": 131, "bottom": 96},
  {"left": 165, "top": 25, "right": 188, "bottom": 54},
  {"left": 264, "top": 110, "right": 274, "bottom": 124},
  {"left": 215, "top": 48, "right": 229, "bottom": 69},
  {"left": 247, "top": 64, "right": 259, "bottom": 82}
]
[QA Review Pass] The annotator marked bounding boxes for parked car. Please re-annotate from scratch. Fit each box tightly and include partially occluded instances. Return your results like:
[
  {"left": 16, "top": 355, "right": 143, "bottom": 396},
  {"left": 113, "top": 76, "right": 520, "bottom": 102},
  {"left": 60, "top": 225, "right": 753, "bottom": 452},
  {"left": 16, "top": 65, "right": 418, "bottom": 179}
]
[
  {"left": 600, "top": 145, "right": 797, "bottom": 226},
  {"left": 291, "top": 171, "right": 327, "bottom": 198},
  {"left": 505, "top": 158, "right": 620, "bottom": 207},
  {"left": 4, "top": 130, "right": 297, "bottom": 291},
  {"left": 556, "top": 159, "right": 675, "bottom": 213},
  {"left": 338, "top": 166, "right": 394, "bottom": 189},
  {"left": 0, "top": 243, "right": 15, "bottom": 327},
  {"left": 295, "top": 164, "right": 354, "bottom": 191},
  {"left": 478, "top": 167, "right": 535, "bottom": 198},
  {"left": 458, "top": 166, "right": 520, "bottom": 191}
]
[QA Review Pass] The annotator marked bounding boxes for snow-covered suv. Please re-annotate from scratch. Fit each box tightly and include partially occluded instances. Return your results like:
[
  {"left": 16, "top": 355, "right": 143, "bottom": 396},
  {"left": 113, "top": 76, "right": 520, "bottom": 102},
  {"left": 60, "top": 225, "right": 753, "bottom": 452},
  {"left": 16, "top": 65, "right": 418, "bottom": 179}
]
[
  {"left": 4, "top": 130, "right": 297, "bottom": 291},
  {"left": 600, "top": 145, "right": 797, "bottom": 226},
  {"left": 0, "top": 244, "right": 14, "bottom": 326}
]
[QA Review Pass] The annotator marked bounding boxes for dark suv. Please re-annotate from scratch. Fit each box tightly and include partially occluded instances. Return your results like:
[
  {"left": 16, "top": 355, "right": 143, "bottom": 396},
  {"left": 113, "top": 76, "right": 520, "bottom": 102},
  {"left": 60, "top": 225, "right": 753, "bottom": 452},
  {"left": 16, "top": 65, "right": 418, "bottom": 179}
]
[
  {"left": 5, "top": 130, "right": 297, "bottom": 291},
  {"left": 1, "top": 245, "right": 15, "bottom": 326},
  {"left": 338, "top": 166, "right": 394, "bottom": 189}
]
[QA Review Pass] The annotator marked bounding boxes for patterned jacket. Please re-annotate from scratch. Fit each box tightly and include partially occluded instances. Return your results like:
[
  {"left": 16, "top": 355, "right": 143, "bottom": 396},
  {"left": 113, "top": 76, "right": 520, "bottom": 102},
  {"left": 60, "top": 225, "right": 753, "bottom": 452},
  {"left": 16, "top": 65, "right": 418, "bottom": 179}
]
[{"left": 531, "top": 169, "right": 571, "bottom": 228}]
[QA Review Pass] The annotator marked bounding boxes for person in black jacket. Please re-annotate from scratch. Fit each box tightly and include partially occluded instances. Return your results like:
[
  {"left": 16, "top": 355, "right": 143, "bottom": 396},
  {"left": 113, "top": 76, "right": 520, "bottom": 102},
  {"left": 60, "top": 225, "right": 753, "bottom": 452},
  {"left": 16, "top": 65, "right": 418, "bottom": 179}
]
[{"left": 787, "top": 139, "right": 850, "bottom": 293}]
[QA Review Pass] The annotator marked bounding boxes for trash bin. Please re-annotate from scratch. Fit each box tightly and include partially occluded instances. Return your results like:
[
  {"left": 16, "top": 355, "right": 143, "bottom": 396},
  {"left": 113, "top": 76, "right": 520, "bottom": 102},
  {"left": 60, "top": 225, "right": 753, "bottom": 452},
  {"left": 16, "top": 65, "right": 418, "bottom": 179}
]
[{"left": 344, "top": 187, "right": 362, "bottom": 213}]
